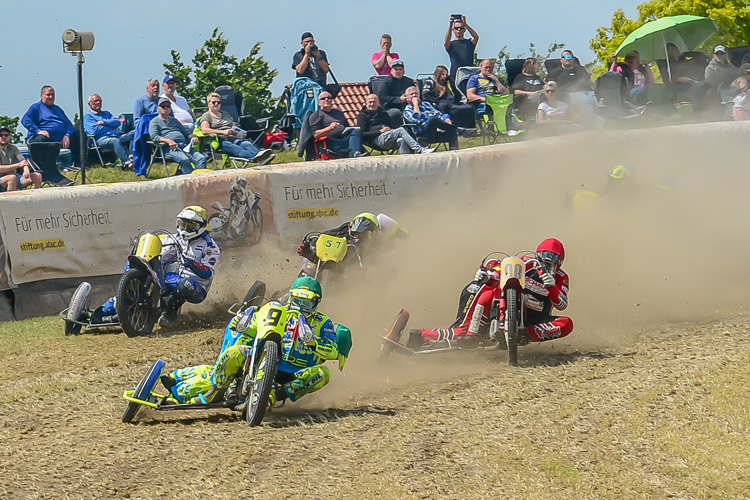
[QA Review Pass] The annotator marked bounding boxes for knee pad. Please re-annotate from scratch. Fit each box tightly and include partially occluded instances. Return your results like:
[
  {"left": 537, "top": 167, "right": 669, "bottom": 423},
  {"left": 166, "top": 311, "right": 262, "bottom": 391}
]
[{"left": 175, "top": 277, "right": 206, "bottom": 304}]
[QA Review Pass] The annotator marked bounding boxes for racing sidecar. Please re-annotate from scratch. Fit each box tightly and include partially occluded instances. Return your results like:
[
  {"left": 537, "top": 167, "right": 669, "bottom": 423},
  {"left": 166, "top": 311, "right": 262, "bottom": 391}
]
[{"left": 60, "top": 282, "right": 120, "bottom": 335}]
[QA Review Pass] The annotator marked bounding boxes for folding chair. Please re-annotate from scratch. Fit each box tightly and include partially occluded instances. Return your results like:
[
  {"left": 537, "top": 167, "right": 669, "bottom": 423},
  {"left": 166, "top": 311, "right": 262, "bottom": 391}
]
[
  {"left": 214, "top": 85, "right": 271, "bottom": 147},
  {"left": 86, "top": 135, "right": 116, "bottom": 167},
  {"left": 367, "top": 75, "right": 388, "bottom": 96},
  {"left": 479, "top": 94, "right": 520, "bottom": 145},
  {"left": 594, "top": 72, "right": 646, "bottom": 122},
  {"left": 504, "top": 59, "right": 525, "bottom": 91},
  {"left": 28, "top": 142, "right": 74, "bottom": 187},
  {"left": 454, "top": 67, "right": 480, "bottom": 103},
  {"left": 146, "top": 141, "right": 174, "bottom": 177}
]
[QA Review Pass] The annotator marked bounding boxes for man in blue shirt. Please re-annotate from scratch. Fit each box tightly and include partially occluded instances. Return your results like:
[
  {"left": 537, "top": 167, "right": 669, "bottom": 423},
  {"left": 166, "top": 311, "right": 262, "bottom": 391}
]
[
  {"left": 22, "top": 85, "right": 80, "bottom": 167},
  {"left": 83, "top": 94, "right": 132, "bottom": 169},
  {"left": 133, "top": 78, "right": 161, "bottom": 126},
  {"left": 148, "top": 97, "right": 206, "bottom": 174}
]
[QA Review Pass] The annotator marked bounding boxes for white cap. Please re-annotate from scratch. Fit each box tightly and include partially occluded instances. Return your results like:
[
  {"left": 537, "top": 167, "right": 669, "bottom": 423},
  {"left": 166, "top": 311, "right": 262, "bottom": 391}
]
[{"left": 714, "top": 45, "right": 726, "bottom": 54}]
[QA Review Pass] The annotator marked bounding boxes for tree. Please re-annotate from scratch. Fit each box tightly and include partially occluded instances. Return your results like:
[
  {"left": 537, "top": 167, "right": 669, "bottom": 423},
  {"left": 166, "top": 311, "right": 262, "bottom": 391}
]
[
  {"left": 0, "top": 116, "right": 23, "bottom": 144},
  {"left": 591, "top": 0, "right": 750, "bottom": 67},
  {"left": 495, "top": 41, "right": 566, "bottom": 80},
  {"left": 163, "top": 28, "right": 279, "bottom": 118}
]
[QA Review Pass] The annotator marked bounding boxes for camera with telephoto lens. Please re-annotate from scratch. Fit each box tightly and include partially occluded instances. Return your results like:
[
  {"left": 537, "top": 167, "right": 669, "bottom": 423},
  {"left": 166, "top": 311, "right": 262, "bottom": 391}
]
[{"left": 310, "top": 44, "right": 318, "bottom": 51}]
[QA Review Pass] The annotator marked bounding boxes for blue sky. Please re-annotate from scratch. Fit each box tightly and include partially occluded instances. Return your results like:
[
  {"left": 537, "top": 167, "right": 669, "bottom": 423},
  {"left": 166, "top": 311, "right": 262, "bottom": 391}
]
[{"left": 1, "top": 0, "right": 639, "bottom": 126}]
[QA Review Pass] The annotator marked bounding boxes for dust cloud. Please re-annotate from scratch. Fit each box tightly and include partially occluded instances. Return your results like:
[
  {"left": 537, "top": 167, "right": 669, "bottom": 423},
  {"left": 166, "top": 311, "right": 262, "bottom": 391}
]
[{"left": 201, "top": 125, "right": 750, "bottom": 403}]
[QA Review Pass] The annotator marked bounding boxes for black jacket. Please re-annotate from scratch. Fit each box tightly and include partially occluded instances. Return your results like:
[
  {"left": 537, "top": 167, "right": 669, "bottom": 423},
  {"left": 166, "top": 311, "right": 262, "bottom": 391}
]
[
  {"left": 356, "top": 106, "right": 394, "bottom": 143},
  {"left": 378, "top": 75, "right": 416, "bottom": 110}
]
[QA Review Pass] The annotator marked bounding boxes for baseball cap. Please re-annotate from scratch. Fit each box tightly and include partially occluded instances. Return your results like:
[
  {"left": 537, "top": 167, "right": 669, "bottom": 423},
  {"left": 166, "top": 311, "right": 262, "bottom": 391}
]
[
  {"left": 0, "top": 126, "right": 10, "bottom": 133},
  {"left": 391, "top": 59, "right": 405, "bottom": 67},
  {"left": 158, "top": 96, "right": 171, "bottom": 106},
  {"left": 714, "top": 45, "right": 726, "bottom": 54},
  {"left": 301, "top": 32, "right": 313, "bottom": 41},
  {"left": 163, "top": 75, "right": 176, "bottom": 84}
]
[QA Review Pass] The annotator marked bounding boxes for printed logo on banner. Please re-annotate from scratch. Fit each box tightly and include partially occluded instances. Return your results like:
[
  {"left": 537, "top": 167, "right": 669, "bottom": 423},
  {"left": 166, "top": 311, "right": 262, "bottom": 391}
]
[
  {"left": 287, "top": 207, "right": 339, "bottom": 220},
  {"left": 19, "top": 238, "right": 66, "bottom": 252}
]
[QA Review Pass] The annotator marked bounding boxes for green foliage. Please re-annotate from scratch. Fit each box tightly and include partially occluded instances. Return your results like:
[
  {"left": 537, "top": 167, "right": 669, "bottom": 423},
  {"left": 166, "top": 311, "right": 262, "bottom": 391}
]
[
  {"left": 0, "top": 116, "right": 23, "bottom": 144},
  {"left": 495, "top": 41, "right": 566, "bottom": 80},
  {"left": 163, "top": 28, "right": 279, "bottom": 119},
  {"left": 591, "top": 0, "right": 750, "bottom": 67}
]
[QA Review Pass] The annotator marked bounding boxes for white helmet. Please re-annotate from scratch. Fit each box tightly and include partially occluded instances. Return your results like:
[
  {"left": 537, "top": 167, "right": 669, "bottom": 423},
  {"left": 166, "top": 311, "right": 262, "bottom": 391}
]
[{"left": 176, "top": 205, "right": 207, "bottom": 240}]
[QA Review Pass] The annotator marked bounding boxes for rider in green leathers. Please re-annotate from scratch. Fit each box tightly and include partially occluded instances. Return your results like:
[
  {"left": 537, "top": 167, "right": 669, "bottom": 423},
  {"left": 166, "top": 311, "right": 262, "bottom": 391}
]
[{"left": 161, "top": 276, "right": 350, "bottom": 407}]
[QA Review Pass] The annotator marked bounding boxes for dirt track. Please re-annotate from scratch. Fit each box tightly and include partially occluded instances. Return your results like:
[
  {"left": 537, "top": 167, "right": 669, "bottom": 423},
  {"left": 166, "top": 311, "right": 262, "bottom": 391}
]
[{"left": 3, "top": 130, "right": 750, "bottom": 499}]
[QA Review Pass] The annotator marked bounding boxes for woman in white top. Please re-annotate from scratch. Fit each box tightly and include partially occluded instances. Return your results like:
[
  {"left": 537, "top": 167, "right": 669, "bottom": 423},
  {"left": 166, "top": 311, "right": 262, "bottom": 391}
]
[{"left": 536, "top": 81, "right": 584, "bottom": 135}]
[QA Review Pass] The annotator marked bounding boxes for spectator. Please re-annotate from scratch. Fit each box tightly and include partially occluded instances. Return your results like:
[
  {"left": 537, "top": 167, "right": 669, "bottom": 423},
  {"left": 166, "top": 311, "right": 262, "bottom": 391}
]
[
  {"left": 422, "top": 65, "right": 476, "bottom": 128},
  {"left": 0, "top": 125, "right": 41, "bottom": 190},
  {"left": 610, "top": 50, "right": 654, "bottom": 107},
  {"left": 293, "top": 32, "right": 330, "bottom": 89},
  {"left": 730, "top": 77, "right": 750, "bottom": 121},
  {"left": 309, "top": 91, "right": 365, "bottom": 158},
  {"left": 705, "top": 45, "right": 738, "bottom": 91},
  {"left": 372, "top": 34, "right": 400, "bottom": 76},
  {"left": 547, "top": 50, "right": 592, "bottom": 93},
  {"left": 664, "top": 43, "right": 709, "bottom": 104},
  {"left": 403, "top": 86, "right": 459, "bottom": 150},
  {"left": 134, "top": 79, "right": 161, "bottom": 126},
  {"left": 511, "top": 58, "right": 545, "bottom": 121},
  {"left": 149, "top": 96, "right": 206, "bottom": 175},
  {"left": 161, "top": 75, "right": 196, "bottom": 130},
  {"left": 377, "top": 59, "right": 415, "bottom": 123},
  {"left": 536, "top": 81, "right": 584, "bottom": 135},
  {"left": 21, "top": 85, "right": 81, "bottom": 169},
  {"left": 356, "top": 94, "right": 434, "bottom": 154},
  {"left": 444, "top": 14, "right": 479, "bottom": 97},
  {"left": 466, "top": 58, "right": 509, "bottom": 115},
  {"left": 199, "top": 92, "right": 275, "bottom": 165},
  {"left": 83, "top": 94, "right": 133, "bottom": 169}
]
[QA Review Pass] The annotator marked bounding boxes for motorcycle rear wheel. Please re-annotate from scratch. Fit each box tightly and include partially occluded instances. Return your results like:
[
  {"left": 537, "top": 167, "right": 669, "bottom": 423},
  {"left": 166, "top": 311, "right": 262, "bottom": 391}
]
[
  {"left": 64, "top": 282, "right": 90, "bottom": 336},
  {"left": 122, "top": 359, "right": 164, "bottom": 424},
  {"left": 117, "top": 268, "right": 158, "bottom": 338},
  {"left": 506, "top": 288, "right": 519, "bottom": 366},
  {"left": 245, "top": 341, "right": 279, "bottom": 427}
]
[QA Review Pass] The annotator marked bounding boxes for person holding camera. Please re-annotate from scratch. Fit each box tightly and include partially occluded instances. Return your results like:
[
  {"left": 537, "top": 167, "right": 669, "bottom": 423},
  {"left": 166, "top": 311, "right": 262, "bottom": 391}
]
[
  {"left": 444, "top": 14, "right": 479, "bottom": 97},
  {"left": 372, "top": 34, "right": 400, "bottom": 76},
  {"left": 293, "top": 32, "right": 330, "bottom": 89}
]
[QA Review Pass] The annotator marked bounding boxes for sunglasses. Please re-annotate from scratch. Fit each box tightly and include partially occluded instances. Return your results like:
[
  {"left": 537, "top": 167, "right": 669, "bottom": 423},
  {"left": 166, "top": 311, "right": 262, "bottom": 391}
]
[
  {"left": 319, "top": 96, "right": 333, "bottom": 101},
  {"left": 562, "top": 54, "right": 574, "bottom": 60},
  {"left": 0, "top": 133, "right": 10, "bottom": 137},
  {"left": 545, "top": 89, "right": 556, "bottom": 93},
  {"left": 159, "top": 103, "right": 172, "bottom": 108},
  {"left": 453, "top": 27, "right": 466, "bottom": 31},
  {"left": 210, "top": 100, "right": 221, "bottom": 104}
]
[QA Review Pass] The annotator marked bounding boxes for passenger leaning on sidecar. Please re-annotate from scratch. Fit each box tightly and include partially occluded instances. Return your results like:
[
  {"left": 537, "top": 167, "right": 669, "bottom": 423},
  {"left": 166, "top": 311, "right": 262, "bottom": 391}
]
[
  {"left": 296, "top": 212, "right": 407, "bottom": 273},
  {"left": 161, "top": 276, "right": 344, "bottom": 406},
  {"left": 90, "top": 206, "right": 221, "bottom": 327},
  {"left": 406, "top": 238, "right": 574, "bottom": 350}
]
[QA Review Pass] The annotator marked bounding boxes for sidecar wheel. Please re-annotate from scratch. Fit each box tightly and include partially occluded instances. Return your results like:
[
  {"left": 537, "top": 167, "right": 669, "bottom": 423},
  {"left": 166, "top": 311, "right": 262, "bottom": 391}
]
[
  {"left": 122, "top": 359, "right": 164, "bottom": 424},
  {"left": 245, "top": 341, "right": 279, "bottom": 427},
  {"left": 117, "top": 268, "right": 158, "bottom": 337}
]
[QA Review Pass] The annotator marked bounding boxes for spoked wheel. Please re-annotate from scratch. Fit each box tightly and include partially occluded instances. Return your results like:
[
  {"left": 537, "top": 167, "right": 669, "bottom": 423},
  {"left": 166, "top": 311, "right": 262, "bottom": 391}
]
[
  {"left": 241, "top": 280, "right": 266, "bottom": 310},
  {"left": 245, "top": 341, "right": 279, "bottom": 427},
  {"left": 505, "top": 288, "right": 519, "bottom": 367},
  {"left": 122, "top": 359, "right": 164, "bottom": 424},
  {"left": 248, "top": 205, "right": 263, "bottom": 246},
  {"left": 64, "top": 281, "right": 91, "bottom": 336},
  {"left": 116, "top": 268, "right": 158, "bottom": 337}
]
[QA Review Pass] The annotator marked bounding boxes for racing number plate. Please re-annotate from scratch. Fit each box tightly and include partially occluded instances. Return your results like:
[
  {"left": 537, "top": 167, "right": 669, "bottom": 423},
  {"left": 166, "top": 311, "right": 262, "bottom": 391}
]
[
  {"left": 500, "top": 256, "right": 525, "bottom": 289},
  {"left": 315, "top": 234, "right": 348, "bottom": 263}
]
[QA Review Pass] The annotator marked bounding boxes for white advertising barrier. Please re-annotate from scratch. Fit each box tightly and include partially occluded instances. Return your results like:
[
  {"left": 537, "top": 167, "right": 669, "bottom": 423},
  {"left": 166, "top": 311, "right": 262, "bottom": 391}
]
[
  {"left": 267, "top": 153, "right": 474, "bottom": 243},
  {"left": 0, "top": 180, "right": 185, "bottom": 286}
]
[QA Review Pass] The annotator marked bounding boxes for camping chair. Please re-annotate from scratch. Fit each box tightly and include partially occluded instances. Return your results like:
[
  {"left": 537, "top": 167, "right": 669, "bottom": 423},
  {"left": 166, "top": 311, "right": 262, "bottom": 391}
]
[
  {"left": 594, "top": 72, "right": 645, "bottom": 121},
  {"left": 504, "top": 59, "right": 525, "bottom": 91},
  {"left": 28, "top": 142, "right": 74, "bottom": 186},
  {"left": 367, "top": 75, "right": 388, "bottom": 96},
  {"left": 455, "top": 66, "right": 480, "bottom": 103},
  {"left": 146, "top": 141, "right": 176, "bottom": 177},
  {"left": 478, "top": 94, "right": 519, "bottom": 145},
  {"left": 296, "top": 111, "right": 345, "bottom": 161},
  {"left": 543, "top": 57, "right": 582, "bottom": 74},
  {"left": 728, "top": 45, "right": 750, "bottom": 67},
  {"left": 86, "top": 135, "right": 117, "bottom": 167},
  {"left": 214, "top": 85, "right": 272, "bottom": 146}
]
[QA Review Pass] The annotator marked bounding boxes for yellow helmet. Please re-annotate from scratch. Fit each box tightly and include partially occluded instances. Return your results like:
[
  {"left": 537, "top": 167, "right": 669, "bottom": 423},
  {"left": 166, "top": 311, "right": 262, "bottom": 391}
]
[{"left": 176, "top": 205, "right": 208, "bottom": 239}]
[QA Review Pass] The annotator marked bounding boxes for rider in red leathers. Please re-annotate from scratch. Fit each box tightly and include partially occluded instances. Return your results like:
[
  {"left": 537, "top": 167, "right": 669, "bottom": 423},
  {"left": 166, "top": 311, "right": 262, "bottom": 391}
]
[{"left": 405, "top": 238, "right": 573, "bottom": 350}]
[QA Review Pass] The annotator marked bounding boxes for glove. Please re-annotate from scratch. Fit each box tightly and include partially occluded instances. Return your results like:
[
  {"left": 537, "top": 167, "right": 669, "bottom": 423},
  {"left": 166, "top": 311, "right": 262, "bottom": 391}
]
[
  {"left": 182, "top": 256, "right": 195, "bottom": 267},
  {"left": 541, "top": 272, "right": 555, "bottom": 288},
  {"left": 296, "top": 243, "right": 306, "bottom": 255},
  {"left": 298, "top": 317, "right": 315, "bottom": 345},
  {"left": 474, "top": 269, "right": 489, "bottom": 284}
]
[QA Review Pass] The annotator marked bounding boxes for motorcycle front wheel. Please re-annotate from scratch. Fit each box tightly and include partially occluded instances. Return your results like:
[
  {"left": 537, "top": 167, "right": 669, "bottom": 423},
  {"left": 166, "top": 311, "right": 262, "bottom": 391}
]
[
  {"left": 117, "top": 268, "right": 158, "bottom": 337},
  {"left": 244, "top": 341, "right": 279, "bottom": 427},
  {"left": 506, "top": 288, "right": 519, "bottom": 367}
]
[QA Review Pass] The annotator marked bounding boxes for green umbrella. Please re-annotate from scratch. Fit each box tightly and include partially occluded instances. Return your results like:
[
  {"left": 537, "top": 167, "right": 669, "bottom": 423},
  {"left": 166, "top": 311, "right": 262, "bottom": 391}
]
[{"left": 615, "top": 15, "right": 718, "bottom": 61}]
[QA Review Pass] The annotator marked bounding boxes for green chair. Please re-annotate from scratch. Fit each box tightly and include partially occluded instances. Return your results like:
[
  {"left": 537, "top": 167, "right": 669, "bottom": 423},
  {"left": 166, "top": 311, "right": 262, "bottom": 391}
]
[{"left": 481, "top": 94, "right": 521, "bottom": 145}]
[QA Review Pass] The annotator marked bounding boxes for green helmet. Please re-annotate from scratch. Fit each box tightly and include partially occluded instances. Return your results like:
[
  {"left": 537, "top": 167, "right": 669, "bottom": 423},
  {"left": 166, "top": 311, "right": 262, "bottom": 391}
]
[{"left": 289, "top": 276, "right": 322, "bottom": 314}]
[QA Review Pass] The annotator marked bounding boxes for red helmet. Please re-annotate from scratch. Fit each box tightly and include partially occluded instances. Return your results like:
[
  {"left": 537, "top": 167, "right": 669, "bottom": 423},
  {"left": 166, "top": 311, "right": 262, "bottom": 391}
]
[
  {"left": 536, "top": 238, "right": 565, "bottom": 274},
  {"left": 483, "top": 258, "right": 502, "bottom": 285}
]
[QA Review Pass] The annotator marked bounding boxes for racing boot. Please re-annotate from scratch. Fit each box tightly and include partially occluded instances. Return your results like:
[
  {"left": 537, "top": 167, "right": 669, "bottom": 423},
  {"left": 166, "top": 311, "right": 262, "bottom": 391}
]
[
  {"left": 158, "top": 298, "right": 183, "bottom": 328},
  {"left": 385, "top": 309, "right": 409, "bottom": 343},
  {"left": 160, "top": 373, "right": 177, "bottom": 391},
  {"left": 189, "top": 387, "right": 219, "bottom": 404},
  {"left": 406, "top": 329, "right": 424, "bottom": 351},
  {"left": 268, "top": 387, "right": 288, "bottom": 408}
]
